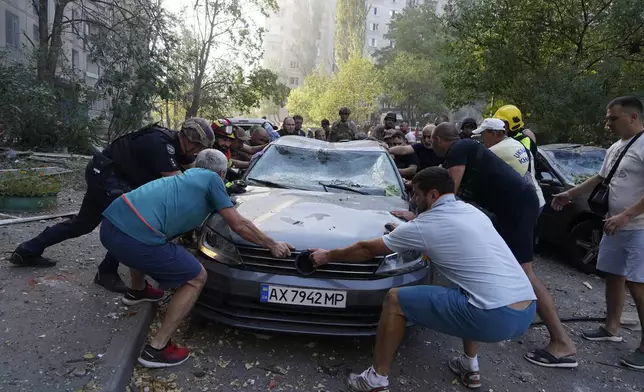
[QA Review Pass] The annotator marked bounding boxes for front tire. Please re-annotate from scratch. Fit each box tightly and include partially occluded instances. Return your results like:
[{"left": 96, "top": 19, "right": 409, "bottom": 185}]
[{"left": 567, "top": 220, "right": 603, "bottom": 274}]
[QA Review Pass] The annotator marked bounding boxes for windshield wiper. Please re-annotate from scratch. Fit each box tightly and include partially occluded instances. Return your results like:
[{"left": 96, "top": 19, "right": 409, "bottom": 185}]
[
  {"left": 319, "top": 181, "right": 369, "bottom": 195},
  {"left": 247, "top": 178, "right": 293, "bottom": 189}
]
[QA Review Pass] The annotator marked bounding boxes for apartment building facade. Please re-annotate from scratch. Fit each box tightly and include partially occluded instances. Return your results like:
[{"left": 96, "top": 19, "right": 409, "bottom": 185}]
[{"left": 262, "top": 0, "right": 336, "bottom": 90}]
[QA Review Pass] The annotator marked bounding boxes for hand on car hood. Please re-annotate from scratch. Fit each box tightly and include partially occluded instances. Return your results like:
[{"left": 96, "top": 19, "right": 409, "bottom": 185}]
[{"left": 214, "top": 187, "right": 409, "bottom": 250}]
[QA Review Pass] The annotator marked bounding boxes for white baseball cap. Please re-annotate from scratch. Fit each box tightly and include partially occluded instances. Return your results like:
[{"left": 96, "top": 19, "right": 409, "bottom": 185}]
[{"left": 472, "top": 118, "right": 506, "bottom": 135}]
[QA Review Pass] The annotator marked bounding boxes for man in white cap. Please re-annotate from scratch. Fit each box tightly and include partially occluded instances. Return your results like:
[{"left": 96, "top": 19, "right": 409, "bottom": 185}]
[{"left": 472, "top": 118, "right": 545, "bottom": 214}]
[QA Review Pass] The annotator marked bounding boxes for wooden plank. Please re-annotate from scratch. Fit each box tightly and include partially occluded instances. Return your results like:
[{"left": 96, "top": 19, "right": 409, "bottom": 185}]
[{"left": 0, "top": 211, "right": 78, "bottom": 226}]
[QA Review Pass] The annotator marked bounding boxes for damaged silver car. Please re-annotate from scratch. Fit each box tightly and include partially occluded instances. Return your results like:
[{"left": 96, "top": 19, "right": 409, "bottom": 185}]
[{"left": 194, "top": 137, "right": 430, "bottom": 336}]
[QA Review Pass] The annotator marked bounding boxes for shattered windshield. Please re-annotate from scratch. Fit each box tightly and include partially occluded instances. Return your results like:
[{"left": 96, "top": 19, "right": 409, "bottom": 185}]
[
  {"left": 543, "top": 147, "right": 606, "bottom": 185},
  {"left": 246, "top": 144, "right": 402, "bottom": 196}
]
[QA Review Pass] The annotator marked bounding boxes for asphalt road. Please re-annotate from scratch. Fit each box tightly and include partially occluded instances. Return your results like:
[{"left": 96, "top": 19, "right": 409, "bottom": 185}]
[
  {"left": 133, "top": 250, "right": 643, "bottom": 392},
  {"left": 0, "top": 186, "right": 642, "bottom": 392}
]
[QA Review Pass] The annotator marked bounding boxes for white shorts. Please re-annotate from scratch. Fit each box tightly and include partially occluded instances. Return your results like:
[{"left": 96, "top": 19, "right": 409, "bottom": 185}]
[{"left": 597, "top": 229, "right": 644, "bottom": 283}]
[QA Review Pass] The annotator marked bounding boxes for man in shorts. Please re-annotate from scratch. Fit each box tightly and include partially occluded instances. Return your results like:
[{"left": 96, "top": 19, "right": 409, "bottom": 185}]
[
  {"left": 552, "top": 96, "right": 644, "bottom": 369},
  {"left": 430, "top": 123, "right": 577, "bottom": 368},
  {"left": 100, "top": 149, "right": 293, "bottom": 368},
  {"left": 311, "top": 167, "right": 537, "bottom": 391}
]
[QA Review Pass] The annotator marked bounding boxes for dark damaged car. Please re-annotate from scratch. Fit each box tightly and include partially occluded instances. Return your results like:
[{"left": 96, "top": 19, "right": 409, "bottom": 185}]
[{"left": 193, "top": 137, "right": 430, "bottom": 336}]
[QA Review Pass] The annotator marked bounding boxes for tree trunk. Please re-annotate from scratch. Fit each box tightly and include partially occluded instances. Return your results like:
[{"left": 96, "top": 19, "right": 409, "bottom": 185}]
[{"left": 165, "top": 99, "right": 171, "bottom": 127}]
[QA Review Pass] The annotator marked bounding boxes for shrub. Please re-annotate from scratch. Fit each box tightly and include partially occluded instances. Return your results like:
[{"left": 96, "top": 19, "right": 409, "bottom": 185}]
[{"left": 0, "top": 170, "right": 62, "bottom": 197}]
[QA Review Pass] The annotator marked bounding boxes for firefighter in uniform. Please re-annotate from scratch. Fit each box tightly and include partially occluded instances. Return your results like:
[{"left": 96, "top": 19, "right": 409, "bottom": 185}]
[
  {"left": 210, "top": 119, "right": 250, "bottom": 195},
  {"left": 493, "top": 105, "right": 538, "bottom": 159},
  {"left": 9, "top": 118, "right": 215, "bottom": 292}
]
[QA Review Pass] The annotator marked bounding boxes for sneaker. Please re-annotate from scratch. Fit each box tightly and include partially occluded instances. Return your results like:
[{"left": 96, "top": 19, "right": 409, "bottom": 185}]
[
  {"left": 138, "top": 342, "right": 190, "bottom": 368},
  {"left": 122, "top": 282, "right": 164, "bottom": 306},
  {"left": 621, "top": 349, "right": 644, "bottom": 370},
  {"left": 347, "top": 369, "right": 389, "bottom": 392},
  {"left": 448, "top": 357, "right": 481, "bottom": 389},
  {"left": 9, "top": 248, "right": 57, "bottom": 267},
  {"left": 582, "top": 326, "right": 623, "bottom": 342},
  {"left": 94, "top": 272, "right": 128, "bottom": 293}
]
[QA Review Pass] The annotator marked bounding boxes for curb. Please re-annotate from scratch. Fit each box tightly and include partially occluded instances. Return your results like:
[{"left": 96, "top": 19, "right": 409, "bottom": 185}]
[{"left": 96, "top": 302, "right": 157, "bottom": 392}]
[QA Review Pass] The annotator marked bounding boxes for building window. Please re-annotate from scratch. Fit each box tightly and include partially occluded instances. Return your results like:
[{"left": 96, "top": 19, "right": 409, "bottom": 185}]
[
  {"left": 72, "top": 49, "right": 79, "bottom": 69},
  {"left": 389, "top": 10, "right": 396, "bottom": 17},
  {"left": 32, "top": 0, "right": 38, "bottom": 15},
  {"left": 290, "top": 60, "right": 299, "bottom": 69},
  {"left": 370, "top": 23, "right": 379, "bottom": 31},
  {"left": 369, "top": 38, "right": 377, "bottom": 47},
  {"left": 33, "top": 24, "right": 39, "bottom": 42},
  {"left": 372, "top": 7, "right": 378, "bottom": 16},
  {"left": 289, "top": 77, "right": 299, "bottom": 86},
  {"left": 391, "top": 0, "right": 398, "bottom": 3},
  {"left": 269, "top": 42, "right": 281, "bottom": 51},
  {"left": 72, "top": 7, "right": 80, "bottom": 21},
  {"left": 5, "top": 11, "right": 20, "bottom": 48}
]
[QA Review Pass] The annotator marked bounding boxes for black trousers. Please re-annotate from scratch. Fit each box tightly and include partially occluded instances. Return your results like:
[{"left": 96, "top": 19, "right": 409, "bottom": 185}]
[{"left": 18, "top": 160, "right": 129, "bottom": 274}]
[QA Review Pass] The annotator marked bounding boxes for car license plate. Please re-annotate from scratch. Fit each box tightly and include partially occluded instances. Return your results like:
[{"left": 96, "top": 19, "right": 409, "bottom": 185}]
[{"left": 260, "top": 284, "right": 347, "bottom": 308}]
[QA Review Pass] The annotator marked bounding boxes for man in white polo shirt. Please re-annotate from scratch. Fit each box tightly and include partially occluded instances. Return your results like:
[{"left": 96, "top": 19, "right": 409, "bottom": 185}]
[
  {"left": 311, "top": 167, "right": 537, "bottom": 391},
  {"left": 473, "top": 118, "right": 546, "bottom": 214}
]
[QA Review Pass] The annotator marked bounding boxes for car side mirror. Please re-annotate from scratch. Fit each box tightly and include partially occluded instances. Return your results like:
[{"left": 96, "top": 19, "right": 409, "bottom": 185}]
[{"left": 539, "top": 172, "right": 563, "bottom": 187}]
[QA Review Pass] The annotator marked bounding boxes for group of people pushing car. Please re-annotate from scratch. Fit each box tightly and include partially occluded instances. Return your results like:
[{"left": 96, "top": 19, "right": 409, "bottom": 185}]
[{"left": 8, "top": 95, "right": 644, "bottom": 390}]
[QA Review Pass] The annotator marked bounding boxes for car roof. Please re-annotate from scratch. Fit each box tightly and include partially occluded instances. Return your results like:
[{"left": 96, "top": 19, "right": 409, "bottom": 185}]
[
  {"left": 539, "top": 143, "right": 606, "bottom": 152},
  {"left": 272, "top": 135, "right": 386, "bottom": 152},
  {"left": 229, "top": 118, "right": 267, "bottom": 125}
]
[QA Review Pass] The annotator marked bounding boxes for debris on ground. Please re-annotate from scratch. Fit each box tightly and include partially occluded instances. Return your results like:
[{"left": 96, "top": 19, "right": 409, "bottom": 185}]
[{"left": 582, "top": 281, "right": 593, "bottom": 290}]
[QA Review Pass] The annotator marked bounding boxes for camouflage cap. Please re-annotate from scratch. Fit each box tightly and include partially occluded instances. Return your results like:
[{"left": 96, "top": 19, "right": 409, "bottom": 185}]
[{"left": 181, "top": 117, "right": 215, "bottom": 147}]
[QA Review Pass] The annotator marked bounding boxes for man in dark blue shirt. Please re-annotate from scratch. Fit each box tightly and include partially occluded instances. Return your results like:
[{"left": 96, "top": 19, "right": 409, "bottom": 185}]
[
  {"left": 430, "top": 123, "right": 577, "bottom": 369},
  {"left": 9, "top": 119, "right": 214, "bottom": 293}
]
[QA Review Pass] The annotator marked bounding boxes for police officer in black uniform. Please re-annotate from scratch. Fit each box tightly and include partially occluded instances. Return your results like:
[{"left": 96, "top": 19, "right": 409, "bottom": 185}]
[{"left": 9, "top": 118, "right": 215, "bottom": 292}]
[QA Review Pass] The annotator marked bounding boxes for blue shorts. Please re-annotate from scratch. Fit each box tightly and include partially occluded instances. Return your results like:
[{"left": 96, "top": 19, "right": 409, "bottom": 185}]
[
  {"left": 597, "top": 229, "right": 644, "bottom": 283},
  {"left": 99, "top": 219, "right": 202, "bottom": 289},
  {"left": 397, "top": 286, "right": 536, "bottom": 343}
]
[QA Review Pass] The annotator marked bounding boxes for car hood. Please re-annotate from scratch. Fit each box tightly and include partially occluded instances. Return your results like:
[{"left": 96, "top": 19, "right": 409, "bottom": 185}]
[{"left": 206, "top": 186, "right": 409, "bottom": 250}]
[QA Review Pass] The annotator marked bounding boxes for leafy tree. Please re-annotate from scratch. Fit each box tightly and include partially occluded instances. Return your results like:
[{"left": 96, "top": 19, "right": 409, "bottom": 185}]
[
  {"left": 0, "top": 51, "right": 98, "bottom": 151},
  {"left": 335, "top": 0, "right": 369, "bottom": 63},
  {"left": 287, "top": 56, "right": 383, "bottom": 124},
  {"left": 88, "top": 0, "right": 176, "bottom": 141},
  {"left": 177, "top": 0, "right": 278, "bottom": 119},
  {"left": 375, "top": 3, "right": 447, "bottom": 122},
  {"left": 444, "top": 0, "right": 644, "bottom": 145}
]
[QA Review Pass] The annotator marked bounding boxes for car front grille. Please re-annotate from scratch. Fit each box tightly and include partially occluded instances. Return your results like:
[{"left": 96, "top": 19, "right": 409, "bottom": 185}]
[
  {"left": 195, "top": 290, "right": 382, "bottom": 336},
  {"left": 236, "top": 246, "right": 383, "bottom": 280}
]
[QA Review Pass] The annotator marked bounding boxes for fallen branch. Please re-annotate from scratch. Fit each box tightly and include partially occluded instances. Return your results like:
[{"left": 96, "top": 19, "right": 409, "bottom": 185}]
[
  {"left": 31, "top": 152, "right": 92, "bottom": 160},
  {"left": 0, "top": 212, "right": 18, "bottom": 219},
  {"left": 0, "top": 211, "right": 78, "bottom": 227},
  {"left": 27, "top": 156, "right": 67, "bottom": 164}
]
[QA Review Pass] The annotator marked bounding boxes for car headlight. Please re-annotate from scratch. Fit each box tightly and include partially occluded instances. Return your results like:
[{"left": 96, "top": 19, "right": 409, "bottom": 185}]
[
  {"left": 198, "top": 225, "right": 243, "bottom": 265},
  {"left": 375, "top": 250, "right": 427, "bottom": 276}
]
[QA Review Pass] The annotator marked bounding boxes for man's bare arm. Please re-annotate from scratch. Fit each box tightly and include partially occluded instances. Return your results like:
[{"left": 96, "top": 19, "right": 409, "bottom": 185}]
[
  {"left": 219, "top": 207, "right": 277, "bottom": 249},
  {"left": 389, "top": 145, "right": 414, "bottom": 156},
  {"left": 327, "top": 238, "right": 392, "bottom": 263},
  {"left": 566, "top": 174, "right": 604, "bottom": 198},
  {"left": 240, "top": 144, "right": 266, "bottom": 154},
  {"left": 231, "top": 159, "right": 250, "bottom": 170},
  {"left": 399, "top": 164, "right": 418, "bottom": 179},
  {"left": 447, "top": 165, "right": 466, "bottom": 192}
]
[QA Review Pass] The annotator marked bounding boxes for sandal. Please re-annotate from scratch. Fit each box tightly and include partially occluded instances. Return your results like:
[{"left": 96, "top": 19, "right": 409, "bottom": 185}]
[{"left": 524, "top": 349, "right": 578, "bottom": 368}]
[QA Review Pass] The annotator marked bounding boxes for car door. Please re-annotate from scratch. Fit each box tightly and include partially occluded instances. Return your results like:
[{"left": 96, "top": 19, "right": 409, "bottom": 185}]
[{"left": 535, "top": 153, "right": 569, "bottom": 241}]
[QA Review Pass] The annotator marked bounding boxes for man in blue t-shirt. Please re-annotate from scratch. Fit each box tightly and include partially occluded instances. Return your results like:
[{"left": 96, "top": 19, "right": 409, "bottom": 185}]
[
  {"left": 100, "top": 149, "right": 293, "bottom": 368},
  {"left": 430, "top": 123, "right": 577, "bottom": 369}
]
